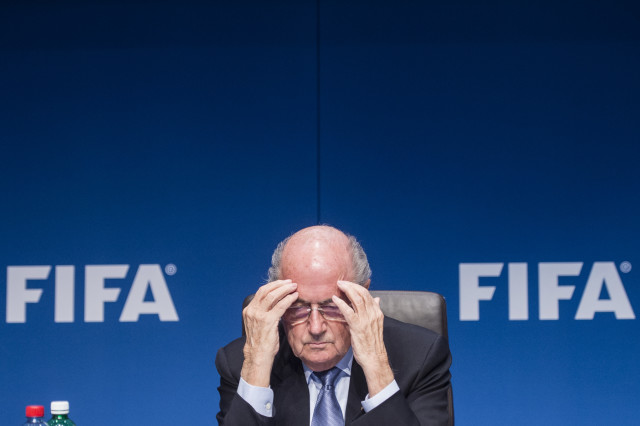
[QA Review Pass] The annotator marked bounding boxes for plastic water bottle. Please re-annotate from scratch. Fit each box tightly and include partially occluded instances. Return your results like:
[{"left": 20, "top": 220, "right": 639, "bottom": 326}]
[
  {"left": 23, "top": 405, "right": 48, "bottom": 425},
  {"left": 48, "top": 401, "right": 76, "bottom": 425}
]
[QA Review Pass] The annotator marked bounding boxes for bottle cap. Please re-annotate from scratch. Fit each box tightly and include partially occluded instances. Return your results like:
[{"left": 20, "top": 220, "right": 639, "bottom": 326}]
[
  {"left": 26, "top": 405, "right": 45, "bottom": 418},
  {"left": 51, "top": 401, "right": 70, "bottom": 415}
]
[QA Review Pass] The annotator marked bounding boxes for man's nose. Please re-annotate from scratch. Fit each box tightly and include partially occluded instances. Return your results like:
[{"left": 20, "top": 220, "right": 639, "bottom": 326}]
[{"left": 308, "top": 308, "right": 326, "bottom": 335}]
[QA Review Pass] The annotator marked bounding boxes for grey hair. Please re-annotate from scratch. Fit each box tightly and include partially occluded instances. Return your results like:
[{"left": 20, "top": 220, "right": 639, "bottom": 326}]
[
  {"left": 267, "top": 235, "right": 293, "bottom": 283},
  {"left": 267, "top": 229, "right": 372, "bottom": 286}
]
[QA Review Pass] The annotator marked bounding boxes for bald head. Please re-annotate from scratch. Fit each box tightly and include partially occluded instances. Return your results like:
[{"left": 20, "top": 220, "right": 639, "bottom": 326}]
[
  {"left": 268, "top": 225, "right": 371, "bottom": 286},
  {"left": 280, "top": 226, "right": 354, "bottom": 284}
]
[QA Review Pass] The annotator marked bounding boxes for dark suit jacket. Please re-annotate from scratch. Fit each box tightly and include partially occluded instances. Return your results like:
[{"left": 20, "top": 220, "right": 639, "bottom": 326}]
[{"left": 216, "top": 317, "right": 452, "bottom": 426}]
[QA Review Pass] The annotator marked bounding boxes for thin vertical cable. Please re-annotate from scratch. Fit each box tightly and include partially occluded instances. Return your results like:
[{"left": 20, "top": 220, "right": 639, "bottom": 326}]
[{"left": 316, "top": 0, "right": 322, "bottom": 224}]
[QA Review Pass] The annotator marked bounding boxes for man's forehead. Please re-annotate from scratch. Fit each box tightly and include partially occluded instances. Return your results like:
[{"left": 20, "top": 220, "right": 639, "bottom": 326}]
[
  {"left": 294, "top": 285, "right": 348, "bottom": 302},
  {"left": 294, "top": 297, "right": 334, "bottom": 305},
  {"left": 281, "top": 243, "right": 352, "bottom": 277}
]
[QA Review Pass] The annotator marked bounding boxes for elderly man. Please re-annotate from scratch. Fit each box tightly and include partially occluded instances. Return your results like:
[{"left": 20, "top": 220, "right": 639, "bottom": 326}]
[{"left": 216, "top": 225, "right": 452, "bottom": 425}]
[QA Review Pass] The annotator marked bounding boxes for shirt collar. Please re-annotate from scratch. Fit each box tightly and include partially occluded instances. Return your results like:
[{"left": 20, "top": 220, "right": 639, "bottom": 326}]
[{"left": 303, "top": 346, "right": 353, "bottom": 385}]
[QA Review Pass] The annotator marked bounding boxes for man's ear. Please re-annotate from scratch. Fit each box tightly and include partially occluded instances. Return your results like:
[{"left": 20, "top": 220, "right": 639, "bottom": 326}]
[{"left": 364, "top": 279, "right": 371, "bottom": 290}]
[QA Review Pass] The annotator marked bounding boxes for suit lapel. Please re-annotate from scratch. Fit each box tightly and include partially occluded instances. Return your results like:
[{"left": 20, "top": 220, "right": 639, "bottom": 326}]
[
  {"left": 272, "top": 330, "right": 310, "bottom": 425},
  {"left": 346, "top": 359, "right": 368, "bottom": 422}
]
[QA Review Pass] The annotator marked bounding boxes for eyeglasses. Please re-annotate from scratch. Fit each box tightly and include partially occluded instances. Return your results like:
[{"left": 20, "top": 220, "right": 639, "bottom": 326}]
[{"left": 283, "top": 304, "right": 347, "bottom": 326}]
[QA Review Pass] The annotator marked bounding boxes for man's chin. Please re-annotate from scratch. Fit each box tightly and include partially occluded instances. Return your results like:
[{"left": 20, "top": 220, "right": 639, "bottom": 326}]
[{"left": 300, "top": 347, "right": 340, "bottom": 371}]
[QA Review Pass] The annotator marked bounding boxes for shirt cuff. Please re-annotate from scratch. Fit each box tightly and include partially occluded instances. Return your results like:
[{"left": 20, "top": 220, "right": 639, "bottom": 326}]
[
  {"left": 361, "top": 380, "right": 400, "bottom": 413},
  {"left": 237, "top": 377, "right": 275, "bottom": 417}
]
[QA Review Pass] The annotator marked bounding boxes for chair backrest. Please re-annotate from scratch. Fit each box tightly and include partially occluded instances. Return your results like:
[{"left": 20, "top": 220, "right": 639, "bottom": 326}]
[
  {"left": 241, "top": 290, "right": 448, "bottom": 338},
  {"left": 367, "top": 290, "right": 452, "bottom": 425},
  {"left": 369, "top": 290, "right": 448, "bottom": 338}
]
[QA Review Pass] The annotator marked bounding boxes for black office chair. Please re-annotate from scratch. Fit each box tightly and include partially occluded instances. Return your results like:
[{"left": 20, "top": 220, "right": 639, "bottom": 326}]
[{"left": 241, "top": 290, "right": 454, "bottom": 425}]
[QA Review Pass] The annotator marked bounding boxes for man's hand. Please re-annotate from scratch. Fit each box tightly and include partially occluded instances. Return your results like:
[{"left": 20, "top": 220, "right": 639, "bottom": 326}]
[
  {"left": 241, "top": 280, "right": 298, "bottom": 387},
  {"left": 332, "top": 280, "right": 395, "bottom": 397}
]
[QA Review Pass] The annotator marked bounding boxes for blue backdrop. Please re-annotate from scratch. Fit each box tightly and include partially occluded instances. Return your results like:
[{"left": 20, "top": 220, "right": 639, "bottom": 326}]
[{"left": 1, "top": 1, "right": 639, "bottom": 424}]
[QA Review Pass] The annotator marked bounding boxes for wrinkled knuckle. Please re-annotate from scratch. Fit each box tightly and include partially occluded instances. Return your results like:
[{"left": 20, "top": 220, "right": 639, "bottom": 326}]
[{"left": 264, "top": 298, "right": 278, "bottom": 309}]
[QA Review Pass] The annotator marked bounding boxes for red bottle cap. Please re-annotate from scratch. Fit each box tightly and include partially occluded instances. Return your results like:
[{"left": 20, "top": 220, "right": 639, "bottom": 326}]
[{"left": 26, "top": 405, "right": 44, "bottom": 418}]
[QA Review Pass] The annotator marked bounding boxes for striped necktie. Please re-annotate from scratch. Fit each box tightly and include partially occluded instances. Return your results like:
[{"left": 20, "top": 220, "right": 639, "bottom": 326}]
[{"left": 311, "top": 367, "right": 344, "bottom": 426}]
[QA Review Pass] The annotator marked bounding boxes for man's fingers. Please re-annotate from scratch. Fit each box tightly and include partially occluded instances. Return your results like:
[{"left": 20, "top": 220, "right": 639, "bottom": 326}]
[
  {"left": 272, "top": 291, "right": 299, "bottom": 317},
  {"left": 262, "top": 282, "right": 298, "bottom": 310},
  {"left": 254, "top": 280, "right": 297, "bottom": 310},
  {"left": 332, "top": 294, "right": 356, "bottom": 322},
  {"left": 337, "top": 280, "right": 369, "bottom": 312},
  {"left": 254, "top": 279, "right": 292, "bottom": 298}
]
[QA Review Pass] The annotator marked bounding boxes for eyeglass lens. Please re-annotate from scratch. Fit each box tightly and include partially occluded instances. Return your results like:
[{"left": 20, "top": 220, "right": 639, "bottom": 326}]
[{"left": 283, "top": 304, "right": 346, "bottom": 324}]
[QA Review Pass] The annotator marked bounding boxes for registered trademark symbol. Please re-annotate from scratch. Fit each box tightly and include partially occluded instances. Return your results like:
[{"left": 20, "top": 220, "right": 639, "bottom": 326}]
[
  {"left": 165, "top": 264, "right": 177, "bottom": 275},
  {"left": 620, "top": 261, "right": 632, "bottom": 273}
]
